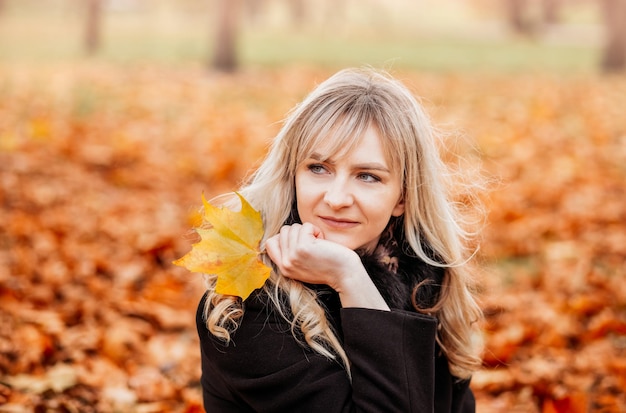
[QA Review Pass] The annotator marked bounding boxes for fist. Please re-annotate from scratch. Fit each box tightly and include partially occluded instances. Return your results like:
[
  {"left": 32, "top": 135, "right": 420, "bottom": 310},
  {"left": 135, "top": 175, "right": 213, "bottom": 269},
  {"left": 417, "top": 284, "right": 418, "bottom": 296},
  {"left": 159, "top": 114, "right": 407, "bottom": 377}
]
[{"left": 265, "top": 223, "right": 361, "bottom": 289}]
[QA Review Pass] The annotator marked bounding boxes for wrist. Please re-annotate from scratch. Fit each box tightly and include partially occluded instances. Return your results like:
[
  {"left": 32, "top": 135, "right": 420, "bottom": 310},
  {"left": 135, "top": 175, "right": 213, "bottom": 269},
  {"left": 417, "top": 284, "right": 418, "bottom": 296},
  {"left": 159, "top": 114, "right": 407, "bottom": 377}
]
[
  {"left": 333, "top": 255, "right": 390, "bottom": 311},
  {"left": 330, "top": 252, "right": 364, "bottom": 293}
]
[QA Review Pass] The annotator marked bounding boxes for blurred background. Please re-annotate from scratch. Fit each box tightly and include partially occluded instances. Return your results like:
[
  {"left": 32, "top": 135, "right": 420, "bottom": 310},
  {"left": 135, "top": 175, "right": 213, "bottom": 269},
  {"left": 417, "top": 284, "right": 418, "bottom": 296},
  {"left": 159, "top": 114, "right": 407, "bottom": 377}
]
[
  {"left": 0, "top": 0, "right": 619, "bottom": 71},
  {"left": 0, "top": 0, "right": 625, "bottom": 412}
]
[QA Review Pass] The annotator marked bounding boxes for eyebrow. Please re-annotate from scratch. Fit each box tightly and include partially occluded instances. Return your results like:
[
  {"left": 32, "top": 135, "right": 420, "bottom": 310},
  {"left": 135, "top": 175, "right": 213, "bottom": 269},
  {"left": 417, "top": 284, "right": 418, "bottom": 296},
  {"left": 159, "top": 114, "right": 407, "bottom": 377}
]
[{"left": 309, "top": 152, "right": 391, "bottom": 173}]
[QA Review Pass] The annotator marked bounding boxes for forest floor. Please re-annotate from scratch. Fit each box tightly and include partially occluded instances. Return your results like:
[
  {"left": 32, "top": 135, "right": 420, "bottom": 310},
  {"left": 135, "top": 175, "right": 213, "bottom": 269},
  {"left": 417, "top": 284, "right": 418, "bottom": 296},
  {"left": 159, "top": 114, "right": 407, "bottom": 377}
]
[{"left": 0, "top": 64, "right": 625, "bottom": 412}]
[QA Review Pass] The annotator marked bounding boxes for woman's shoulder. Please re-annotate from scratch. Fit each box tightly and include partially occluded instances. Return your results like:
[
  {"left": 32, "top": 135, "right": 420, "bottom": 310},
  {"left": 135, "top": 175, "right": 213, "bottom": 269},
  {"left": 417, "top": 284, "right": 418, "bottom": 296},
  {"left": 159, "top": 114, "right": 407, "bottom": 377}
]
[
  {"left": 197, "top": 285, "right": 342, "bottom": 337},
  {"left": 196, "top": 289, "right": 288, "bottom": 338},
  {"left": 196, "top": 289, "right": 341, "bottom": 378}
]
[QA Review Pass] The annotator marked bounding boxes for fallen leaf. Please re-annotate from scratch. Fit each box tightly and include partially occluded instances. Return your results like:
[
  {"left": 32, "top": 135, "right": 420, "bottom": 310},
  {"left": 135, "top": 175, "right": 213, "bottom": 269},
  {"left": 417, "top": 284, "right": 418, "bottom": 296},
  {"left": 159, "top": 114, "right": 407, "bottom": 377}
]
[
  {"left": 3, "top": 363, "right": 77, "bottom": 394},
  {"left": 542, "top": 393, "right": 588, "bottom": 413}
]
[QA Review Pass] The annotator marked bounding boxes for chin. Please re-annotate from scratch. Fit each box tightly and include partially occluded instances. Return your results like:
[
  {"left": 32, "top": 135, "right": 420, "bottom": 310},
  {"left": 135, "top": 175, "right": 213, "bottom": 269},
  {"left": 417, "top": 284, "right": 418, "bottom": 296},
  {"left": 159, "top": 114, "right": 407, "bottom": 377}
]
[
  {"left": 327, "top": 237, "right": 371, "bottom": 252},
  {"left": 324, "top": 236, "right": 356, "bottom": 250}
]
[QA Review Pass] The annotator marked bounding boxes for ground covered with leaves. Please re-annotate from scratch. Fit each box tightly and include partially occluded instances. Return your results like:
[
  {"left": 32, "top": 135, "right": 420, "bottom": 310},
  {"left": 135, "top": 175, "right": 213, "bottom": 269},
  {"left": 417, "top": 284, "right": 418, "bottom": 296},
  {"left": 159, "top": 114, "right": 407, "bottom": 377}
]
[{"left": 0, "top": 64, "right": 625, "bottom": 412}]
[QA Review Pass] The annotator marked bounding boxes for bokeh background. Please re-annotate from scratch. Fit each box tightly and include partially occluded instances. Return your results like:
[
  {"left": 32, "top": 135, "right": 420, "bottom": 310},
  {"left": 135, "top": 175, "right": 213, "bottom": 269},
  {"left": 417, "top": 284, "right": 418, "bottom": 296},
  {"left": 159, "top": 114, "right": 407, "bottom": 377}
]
[{"left": 1, "top": 0, "right": 625, "bottom": 412}]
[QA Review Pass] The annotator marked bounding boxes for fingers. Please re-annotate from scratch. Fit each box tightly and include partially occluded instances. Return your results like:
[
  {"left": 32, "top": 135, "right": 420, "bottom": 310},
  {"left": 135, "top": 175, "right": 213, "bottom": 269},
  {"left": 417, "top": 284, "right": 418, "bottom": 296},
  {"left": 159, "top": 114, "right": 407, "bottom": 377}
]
[
  {"left": 302, "top": 222, "right": 324, "bottom": 240},
  {"left": 279, "top": 224, "right": 304, "bottom": 274},
  {"left": 276, "top": 223, "right": 322, "bottom": 251},
  {"left": 280, "top": 223, "right": 297, "bottom": 254},
  {"left": 264, "top": 233, "right": 281, "bottom": 265},
  {"left": 264, "top": 225, "right": 298, "bottom": 274},
  {"left": 265, "top": 223, "right": 324, "bottom": 276}
]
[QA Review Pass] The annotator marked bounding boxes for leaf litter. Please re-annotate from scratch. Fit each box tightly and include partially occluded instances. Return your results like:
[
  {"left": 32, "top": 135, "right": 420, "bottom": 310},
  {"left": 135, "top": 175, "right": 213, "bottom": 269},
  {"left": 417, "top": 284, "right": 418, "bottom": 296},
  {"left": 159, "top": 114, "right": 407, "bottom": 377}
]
[{"left": 0, "top": 64, "right": 624, "bottom": 412}]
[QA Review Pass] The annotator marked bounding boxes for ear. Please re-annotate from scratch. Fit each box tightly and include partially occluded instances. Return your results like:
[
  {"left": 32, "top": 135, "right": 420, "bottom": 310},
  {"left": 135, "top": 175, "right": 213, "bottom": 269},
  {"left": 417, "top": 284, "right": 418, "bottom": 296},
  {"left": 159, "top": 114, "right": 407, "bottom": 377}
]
[{"left": 391, "top": 196, "right": 405, "bottom": 217}]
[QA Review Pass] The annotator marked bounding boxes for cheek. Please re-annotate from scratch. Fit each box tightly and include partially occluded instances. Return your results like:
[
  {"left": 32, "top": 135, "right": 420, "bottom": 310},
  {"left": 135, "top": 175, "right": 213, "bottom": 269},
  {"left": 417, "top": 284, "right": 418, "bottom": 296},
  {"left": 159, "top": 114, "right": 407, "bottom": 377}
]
[
  {"left": 294, "top": 174, "right": 313, "bottom": 217},
  {"left": 294, "top": 174, "right": 305, "bottom": 198},
  {"left": 368, "top": 192, "right": 403, "bottom": 221}
]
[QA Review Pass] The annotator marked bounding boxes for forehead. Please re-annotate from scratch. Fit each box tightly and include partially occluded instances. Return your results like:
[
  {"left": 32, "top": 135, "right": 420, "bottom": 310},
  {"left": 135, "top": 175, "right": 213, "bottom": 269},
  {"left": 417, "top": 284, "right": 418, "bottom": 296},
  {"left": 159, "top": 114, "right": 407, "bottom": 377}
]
[{"left": 308, "top": 125, "right": 393, "bottom": 166}]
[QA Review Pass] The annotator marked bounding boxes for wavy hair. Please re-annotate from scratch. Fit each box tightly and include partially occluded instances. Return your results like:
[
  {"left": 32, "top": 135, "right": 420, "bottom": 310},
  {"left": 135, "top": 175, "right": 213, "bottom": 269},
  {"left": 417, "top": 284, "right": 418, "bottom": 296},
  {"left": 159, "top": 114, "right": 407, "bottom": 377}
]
[{"left": 200, "top": 67, "right": 484, "bottom": 379}]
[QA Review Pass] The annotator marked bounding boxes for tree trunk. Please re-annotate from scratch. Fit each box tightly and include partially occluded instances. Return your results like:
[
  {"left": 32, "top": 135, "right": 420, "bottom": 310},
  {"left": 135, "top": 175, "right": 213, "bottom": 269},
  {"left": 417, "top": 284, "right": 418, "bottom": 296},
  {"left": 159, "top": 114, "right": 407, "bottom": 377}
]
[
  {"left": 212, "top": 0, "right": 240, "bottom": 72},
  {"left": 290, "top": 0, "right": 306, "bottom": 28},
  {"left": 324, "top": 0, "right": 347, "bottom": 27},
  {"left": 245, "top": 0, "right": 265, "bottom": 26},
  {"left": 85, "top": 0, "right": 102, "bottom": 55},
  {"left": 542, "top": 0, "right": 560, "bottom": 25},
  {"left": 506, "top": 0, "right": 531, "bottom": 35},
  {"left": 601, "top": 0, "right": 626, "bottom": 72}
]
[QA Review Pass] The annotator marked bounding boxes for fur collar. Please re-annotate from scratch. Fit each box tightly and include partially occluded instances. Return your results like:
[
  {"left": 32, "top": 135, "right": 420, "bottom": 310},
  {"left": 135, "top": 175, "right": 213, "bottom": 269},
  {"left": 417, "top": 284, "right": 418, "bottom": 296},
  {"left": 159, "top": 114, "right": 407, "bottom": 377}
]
[{"left": 358, "top": 217, "right": 444, "bottom": 312}]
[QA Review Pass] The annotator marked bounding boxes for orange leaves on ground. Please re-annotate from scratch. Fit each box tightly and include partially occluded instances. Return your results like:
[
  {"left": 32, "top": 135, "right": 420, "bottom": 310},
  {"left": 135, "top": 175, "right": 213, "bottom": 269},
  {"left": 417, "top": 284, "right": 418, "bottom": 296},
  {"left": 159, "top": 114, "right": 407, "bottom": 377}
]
[
  {"left": 1, "top": 65, "right": 625, "bottom": 412},
  {"left": 408, "top": 73, "right": 626, "bottom": 411},
  {"left": 174, "top": 193, "right": 271, "bottom": 300},
  {"left": 542, "top": 393, "right": 588, "bottom": 413}
]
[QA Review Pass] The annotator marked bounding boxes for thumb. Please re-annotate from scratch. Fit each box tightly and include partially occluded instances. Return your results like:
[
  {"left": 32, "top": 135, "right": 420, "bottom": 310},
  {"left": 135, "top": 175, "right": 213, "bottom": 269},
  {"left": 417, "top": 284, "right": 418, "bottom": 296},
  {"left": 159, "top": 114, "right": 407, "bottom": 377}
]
[{"left": 302, "top": 222, "right": 325, "bottom": 240}]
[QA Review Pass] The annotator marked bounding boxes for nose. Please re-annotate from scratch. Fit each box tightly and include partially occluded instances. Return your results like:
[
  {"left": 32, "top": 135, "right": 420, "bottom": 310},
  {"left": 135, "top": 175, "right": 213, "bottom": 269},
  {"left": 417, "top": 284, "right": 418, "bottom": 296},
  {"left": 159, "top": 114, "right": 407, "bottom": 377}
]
[{"left": 323, "top": 178, "right": 353, "bottom": 209}]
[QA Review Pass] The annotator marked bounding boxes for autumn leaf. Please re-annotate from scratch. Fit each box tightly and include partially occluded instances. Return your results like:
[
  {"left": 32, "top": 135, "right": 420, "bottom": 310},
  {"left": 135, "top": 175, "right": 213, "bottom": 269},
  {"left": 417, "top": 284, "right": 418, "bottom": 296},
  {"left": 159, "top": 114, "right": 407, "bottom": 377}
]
[{"left": 173, "top": 193, "right": 271, "bottom": 300}]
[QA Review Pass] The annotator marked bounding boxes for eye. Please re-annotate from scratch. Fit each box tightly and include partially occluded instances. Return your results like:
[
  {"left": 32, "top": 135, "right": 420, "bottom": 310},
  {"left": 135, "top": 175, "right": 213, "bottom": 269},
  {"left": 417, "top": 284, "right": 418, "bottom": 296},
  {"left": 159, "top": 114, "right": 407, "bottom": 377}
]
[
  {"left": 307, "top": 163, "right": 328, "bottom": 174},
  {"left": 357, "top": 172, "right": 381, "bottom": 183}
]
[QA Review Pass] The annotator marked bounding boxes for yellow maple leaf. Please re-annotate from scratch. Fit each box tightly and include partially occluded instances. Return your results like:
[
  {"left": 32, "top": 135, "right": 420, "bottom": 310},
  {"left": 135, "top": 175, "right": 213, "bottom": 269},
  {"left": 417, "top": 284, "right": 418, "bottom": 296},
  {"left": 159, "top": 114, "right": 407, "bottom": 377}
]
[{"left": 173, "top": 192, "right": 272, "bottom": 300}]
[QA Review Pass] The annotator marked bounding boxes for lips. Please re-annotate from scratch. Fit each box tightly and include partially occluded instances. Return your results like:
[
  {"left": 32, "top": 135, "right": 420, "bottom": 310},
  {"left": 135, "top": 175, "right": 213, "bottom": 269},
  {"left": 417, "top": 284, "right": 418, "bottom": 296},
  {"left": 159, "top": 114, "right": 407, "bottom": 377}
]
[{"left": 319, "top": 216, "right": 359, "bottom": 229}]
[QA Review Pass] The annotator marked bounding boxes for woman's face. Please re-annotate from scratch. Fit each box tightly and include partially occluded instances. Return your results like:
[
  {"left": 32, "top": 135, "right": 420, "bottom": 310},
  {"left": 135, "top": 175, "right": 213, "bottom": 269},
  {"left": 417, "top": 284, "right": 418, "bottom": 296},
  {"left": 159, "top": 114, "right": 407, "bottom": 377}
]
[{"left": 295, "top": 125, "right": 405, "bottom": 252}]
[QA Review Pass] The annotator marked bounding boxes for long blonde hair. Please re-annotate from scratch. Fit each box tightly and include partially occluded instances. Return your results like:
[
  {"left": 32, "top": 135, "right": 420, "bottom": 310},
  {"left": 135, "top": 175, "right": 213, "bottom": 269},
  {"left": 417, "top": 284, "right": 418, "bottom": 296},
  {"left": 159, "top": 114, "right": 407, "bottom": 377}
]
[{"left": 201, "top": 67, "right": 483, "bottom": 379}]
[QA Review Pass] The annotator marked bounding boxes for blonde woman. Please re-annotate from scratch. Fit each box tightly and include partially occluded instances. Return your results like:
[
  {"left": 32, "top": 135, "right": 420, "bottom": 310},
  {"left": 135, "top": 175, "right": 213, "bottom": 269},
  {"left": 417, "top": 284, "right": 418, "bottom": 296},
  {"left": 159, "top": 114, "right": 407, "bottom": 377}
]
[{"left": 194, "top": 68, "right": 483, "bottom": 412}]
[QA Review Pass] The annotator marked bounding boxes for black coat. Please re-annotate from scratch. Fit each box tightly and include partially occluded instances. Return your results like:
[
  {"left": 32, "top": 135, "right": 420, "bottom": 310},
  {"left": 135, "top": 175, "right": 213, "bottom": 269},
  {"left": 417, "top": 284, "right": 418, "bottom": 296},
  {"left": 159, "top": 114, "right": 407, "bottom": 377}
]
[{"left": 196, "top": 245, "right": 476, "bottom": 413}]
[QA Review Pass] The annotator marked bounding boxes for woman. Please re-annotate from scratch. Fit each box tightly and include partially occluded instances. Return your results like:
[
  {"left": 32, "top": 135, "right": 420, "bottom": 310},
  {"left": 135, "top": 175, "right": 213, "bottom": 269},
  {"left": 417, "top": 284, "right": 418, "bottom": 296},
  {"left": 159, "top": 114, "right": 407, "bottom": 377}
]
[{"left": 193, "top": 68, "right": 483, "bottom": 412}]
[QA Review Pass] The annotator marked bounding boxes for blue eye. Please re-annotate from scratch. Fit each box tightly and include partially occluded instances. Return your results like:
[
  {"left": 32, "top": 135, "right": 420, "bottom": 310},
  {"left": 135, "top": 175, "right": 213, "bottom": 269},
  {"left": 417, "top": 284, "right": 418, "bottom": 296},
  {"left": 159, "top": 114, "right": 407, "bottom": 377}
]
[
  {"left": 308, "top": 164, "right": 327, "bottom": 174},
  {"left": 358, "top": 173, "right": 381, "bottom": 183}
]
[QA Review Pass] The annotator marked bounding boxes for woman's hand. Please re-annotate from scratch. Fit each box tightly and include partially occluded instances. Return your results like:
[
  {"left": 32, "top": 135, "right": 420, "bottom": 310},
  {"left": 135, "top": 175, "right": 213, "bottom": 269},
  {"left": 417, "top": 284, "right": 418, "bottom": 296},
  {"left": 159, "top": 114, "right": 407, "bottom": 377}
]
[
  {"left": 265, "top": 223, "right": 390, "bottom": 310},
  {"left": 265, "top": 222, "right": 355, "bottom": 287}
]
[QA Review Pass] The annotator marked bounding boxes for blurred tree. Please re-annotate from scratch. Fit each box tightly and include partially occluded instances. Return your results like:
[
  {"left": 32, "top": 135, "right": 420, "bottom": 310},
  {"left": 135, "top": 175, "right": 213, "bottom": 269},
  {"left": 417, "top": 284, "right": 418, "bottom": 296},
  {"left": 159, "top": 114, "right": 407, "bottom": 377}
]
[
  {"left": 85, "top": 0, "right": 103, "bottom": 55},
  {"left": 290, "top": 0, "right": 307, "bottom": 27},
  {"left": 506, "top": 0, "right": 533, "bottom": 35},
  {"left": 245, "top": 0, "right": 266, "bottom": 26},
  {"left": 601, "top": 0, "right": 626, "bottom": 71},
  {"left": 323, "top": 0, "right": 347, "bottom": 27},
  {"left": 542, "top": 0, "right": 560, "bottom": 24},
  {"left": 506, "top": 0, "right": 562, "bottom": 35},
  {"left": 212, "top": 0, "right": 241, "bottom": 72}
]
